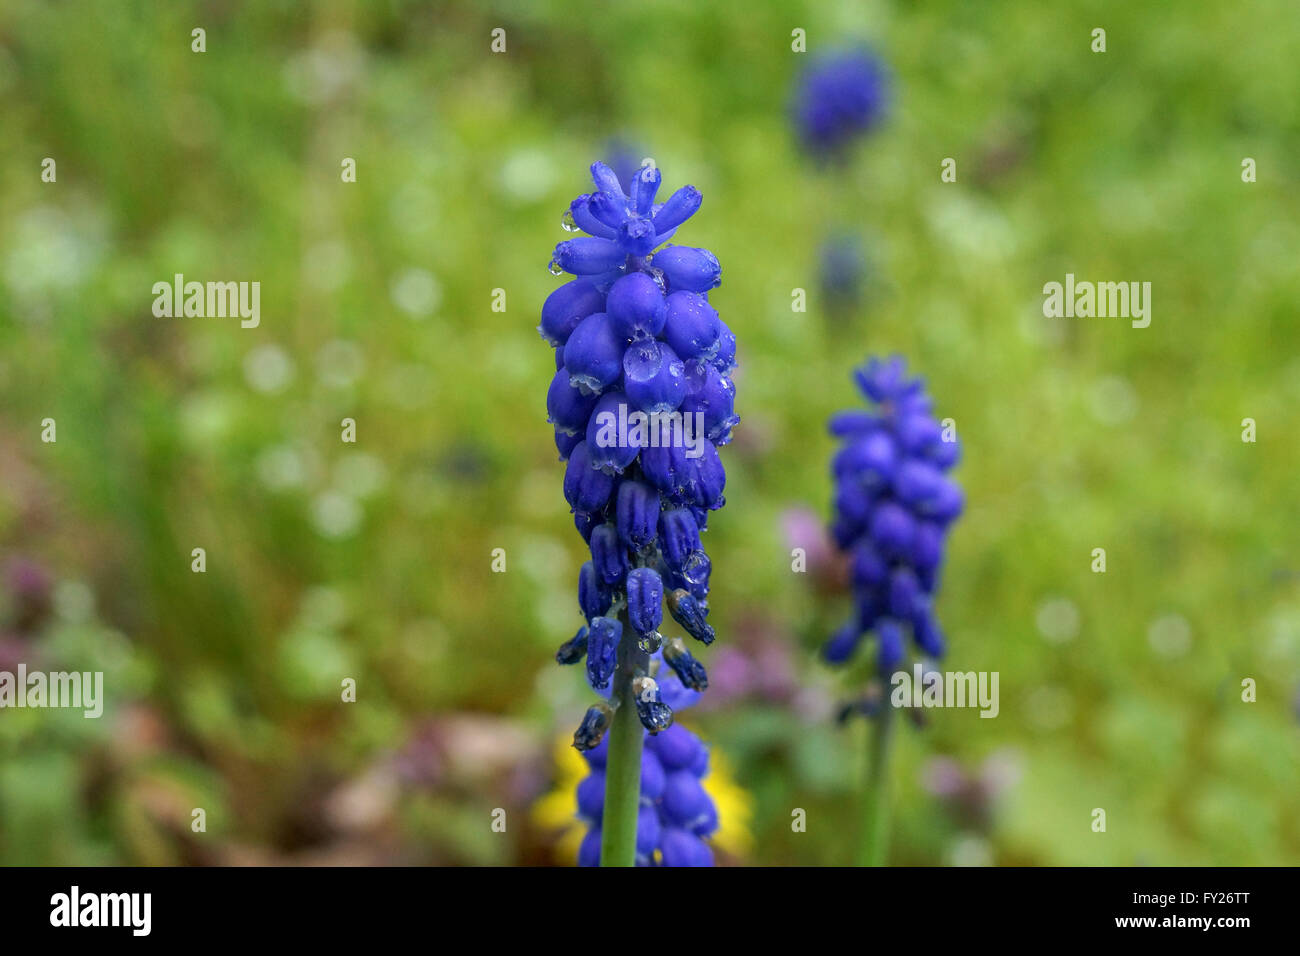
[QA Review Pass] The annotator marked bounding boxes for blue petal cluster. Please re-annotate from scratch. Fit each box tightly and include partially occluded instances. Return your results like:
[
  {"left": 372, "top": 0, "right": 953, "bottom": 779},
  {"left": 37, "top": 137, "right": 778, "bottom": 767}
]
[
  {"left": 791, "top": 48, "right": 889, "bottom": 159},
  {"left": 575, "top": 717, "right": 718, "bottom": 867},
  {"left": 825, "top": 356, "right": 963, "bottom": 672},
  {"left": 543, "top": 161, "right": 738, "bottom": 748}
]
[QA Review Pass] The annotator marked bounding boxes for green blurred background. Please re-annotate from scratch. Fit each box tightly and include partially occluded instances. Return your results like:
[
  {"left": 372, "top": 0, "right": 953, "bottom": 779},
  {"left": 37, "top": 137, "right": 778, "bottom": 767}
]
[{"left": 1, "top": 0, "right": 1297, "bottom": 865}]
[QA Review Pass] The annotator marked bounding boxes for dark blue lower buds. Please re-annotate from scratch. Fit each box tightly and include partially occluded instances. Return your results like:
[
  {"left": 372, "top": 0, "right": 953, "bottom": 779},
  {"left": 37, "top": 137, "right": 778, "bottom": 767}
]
[
  {"left": 836, "top": 688, "right": 884, "bottom": 724},
  {"left": 667, "top": 588, "right": 715, "bottom": 645},
  {"left": 664, "top": 637, "right": 709, "bottom": 691},
  {"left": 585, "top": 616, "right": 622, "bottom": 690},
  {"left": 823, "top": 621, "right": 862, "bottom": 664},
  {"left": 876, "top": 618, "right": 905, "bottom": 672},
  {"left": 914, "top": 612, "right": 945, "bottom": 657},
  {"left": 632, "top": 676, "right": 674, "bottom": 733},
  {"left": 556, "top": 626, "right": 589, "bottom": 665},
  {"left": 573, "top": 701, "right": 614, "bottom": 751}
]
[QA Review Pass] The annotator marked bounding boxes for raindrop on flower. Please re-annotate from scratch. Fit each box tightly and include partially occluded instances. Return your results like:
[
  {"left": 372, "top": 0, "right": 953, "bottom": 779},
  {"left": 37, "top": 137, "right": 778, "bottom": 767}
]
[{"left": 681, "top": 551, "right": 710, "bottom": 588}]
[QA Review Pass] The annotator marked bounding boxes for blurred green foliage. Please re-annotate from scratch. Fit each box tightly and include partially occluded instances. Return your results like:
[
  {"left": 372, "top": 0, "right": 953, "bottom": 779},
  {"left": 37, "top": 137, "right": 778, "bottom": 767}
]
[{"left": 0, "top": 0, "right": 1297, "bottom": 865}]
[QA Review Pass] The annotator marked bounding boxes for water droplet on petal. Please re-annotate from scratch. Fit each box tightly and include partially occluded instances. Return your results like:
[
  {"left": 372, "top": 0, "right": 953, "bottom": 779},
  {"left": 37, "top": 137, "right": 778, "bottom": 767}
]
[
  {"left": 640, "top": 157, "right": 657, "bottom": 170},
  {"left": 548, "top": 259, "right": 564, "bottom": 276},
  {"left": 681, "top": 550, "right": 710, "bottom": 588},
  {"left": 638, "top": 631, "right": 664, "bottom": 654},
  {"left": 561, "top": 209, "right": 578, "bottom": 232}
]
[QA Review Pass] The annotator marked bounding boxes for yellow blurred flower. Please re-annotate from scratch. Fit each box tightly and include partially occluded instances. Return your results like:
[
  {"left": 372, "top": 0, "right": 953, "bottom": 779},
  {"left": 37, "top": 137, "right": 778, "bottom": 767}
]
[{"left": 531, "top": 725, "right": 753, "bottom": 865}]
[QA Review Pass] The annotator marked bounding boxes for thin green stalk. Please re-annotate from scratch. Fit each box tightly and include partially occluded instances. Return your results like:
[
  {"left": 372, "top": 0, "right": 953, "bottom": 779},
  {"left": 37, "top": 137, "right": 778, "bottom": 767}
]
[
  {"left": 856, "top": 701, "right": 895, "bottom": 866},
  {"left": 601, "top": 610, "right": 644, "bottom": 866}
]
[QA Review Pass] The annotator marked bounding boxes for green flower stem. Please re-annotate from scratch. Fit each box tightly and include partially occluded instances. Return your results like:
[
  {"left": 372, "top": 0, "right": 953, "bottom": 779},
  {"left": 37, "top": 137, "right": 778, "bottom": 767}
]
[
  {"left": 600, "top": 610, "right": 645, "bottom": 867},
  {"left": 856, "top": 700, "right": 895, "bottom": 866}
]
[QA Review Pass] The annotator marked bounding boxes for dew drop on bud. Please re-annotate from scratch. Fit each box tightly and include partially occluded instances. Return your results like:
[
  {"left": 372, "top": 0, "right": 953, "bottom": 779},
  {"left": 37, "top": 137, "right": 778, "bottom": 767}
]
[
  {"left": 682, "top": 550, "right": 710, "bottom": 587},
  {"left": 548, "top": 259, "right": 564, "bottom": 276},
  {"left": 561, "top": 209, "right": 578, "bottom": 232}
]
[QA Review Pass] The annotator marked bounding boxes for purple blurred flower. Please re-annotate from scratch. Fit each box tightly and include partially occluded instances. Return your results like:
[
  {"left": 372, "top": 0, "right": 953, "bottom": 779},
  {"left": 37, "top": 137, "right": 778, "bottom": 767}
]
[
  {"left": 782, "top": 506, "right": 848, "bottom": 594},
  {"left": 5, "top": 557, "right": 52, "bottom": 634},
  {"left": 922, "top": 750, "right": 1022, "bottom": 832}
]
